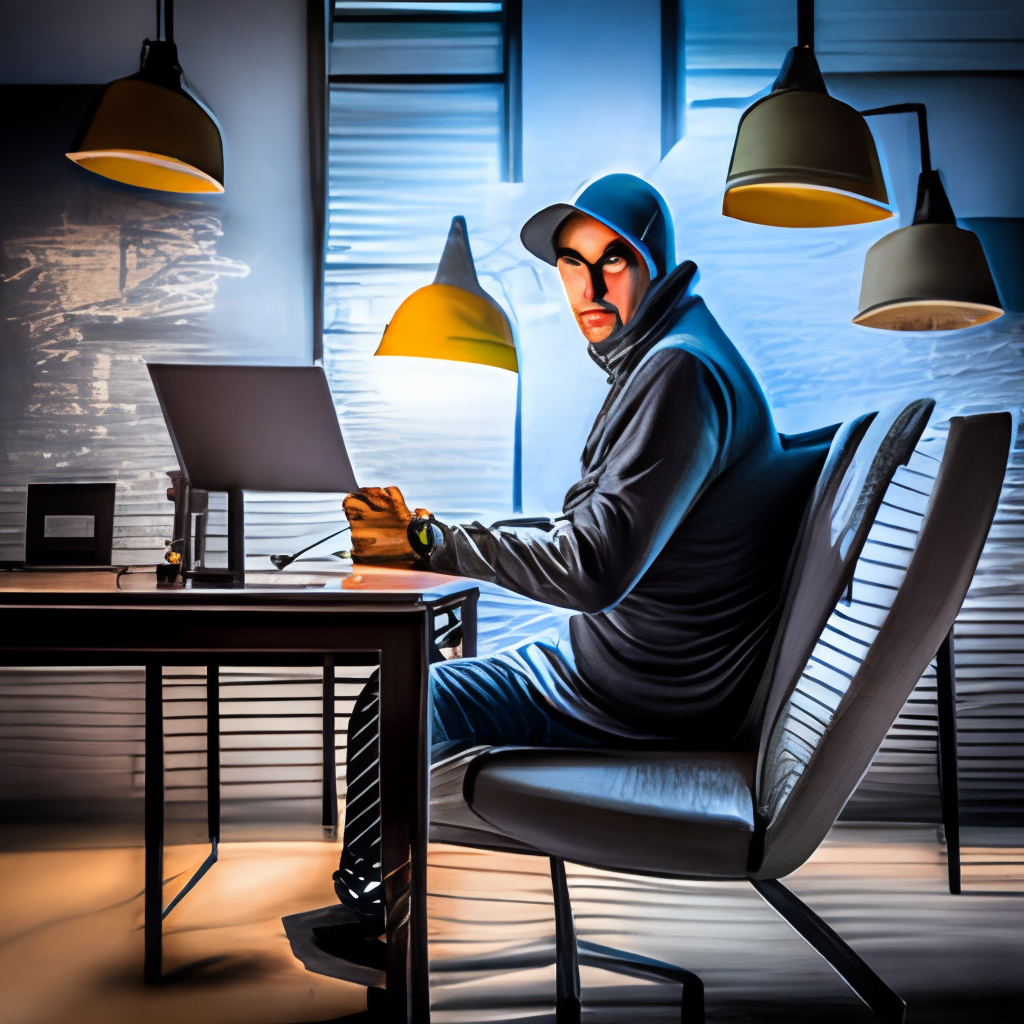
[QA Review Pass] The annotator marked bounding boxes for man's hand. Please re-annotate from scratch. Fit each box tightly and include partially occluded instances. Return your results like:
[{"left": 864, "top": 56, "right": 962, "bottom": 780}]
[{"left": 343, "top": 486, "right": 420, "bottom": 564}]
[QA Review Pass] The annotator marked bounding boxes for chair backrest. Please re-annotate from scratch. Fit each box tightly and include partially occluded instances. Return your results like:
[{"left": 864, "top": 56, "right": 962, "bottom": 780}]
[
  {"left": 752, "top": 409, "right": 1010, "bottom": 879},
  {"left": 735, "top": 413, "right": 876, "bottom": 743},
  {"left": 741, "top": 400, "right": 936, "bottom": 749}
]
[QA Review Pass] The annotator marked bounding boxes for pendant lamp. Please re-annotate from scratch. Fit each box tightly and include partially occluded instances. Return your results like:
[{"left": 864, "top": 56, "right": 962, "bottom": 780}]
[
  {"left": 376, "top": 217, "right": 518, "bottom": 372},
  {"left": 854, "top": 104, "right": 1003, "bottom": 331},
  {"left": 723, "top": 0, "right": 891, "bottom": 228},
  {"left": 66, "top": 0, "right": 224, "bottom": 194},
  {"left": 375, "top": 216, "right": 523, "bottom": 510}
]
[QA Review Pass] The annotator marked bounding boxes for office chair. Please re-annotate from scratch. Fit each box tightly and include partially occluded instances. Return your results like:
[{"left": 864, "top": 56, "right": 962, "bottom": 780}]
[{"left": 429, "top": 399, "right": 1010, "bottom": 1023}]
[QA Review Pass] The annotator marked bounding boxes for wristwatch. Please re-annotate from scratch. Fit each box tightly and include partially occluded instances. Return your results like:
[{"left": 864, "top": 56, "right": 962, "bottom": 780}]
[{"left": 407, "top": 514, "right": 443, "bottom": 558}]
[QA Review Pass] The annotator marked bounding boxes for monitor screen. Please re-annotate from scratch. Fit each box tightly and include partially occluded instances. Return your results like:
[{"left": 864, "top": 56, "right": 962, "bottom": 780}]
[{"left": 148, "top": 364, "right": 359, "bottom": 493}]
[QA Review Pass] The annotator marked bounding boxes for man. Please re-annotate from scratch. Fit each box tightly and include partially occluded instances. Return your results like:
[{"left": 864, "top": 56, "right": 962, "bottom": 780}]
[{"left": 333, "top": 173, "right": 826, "bottom": 944}]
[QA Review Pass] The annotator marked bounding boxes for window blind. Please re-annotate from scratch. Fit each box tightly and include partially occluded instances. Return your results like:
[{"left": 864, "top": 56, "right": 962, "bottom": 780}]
[{"left": 324, "top": 5, "right": 519, "bottom": 521}]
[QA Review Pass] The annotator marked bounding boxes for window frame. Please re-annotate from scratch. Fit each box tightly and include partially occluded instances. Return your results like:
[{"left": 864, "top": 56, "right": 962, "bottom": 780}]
[{"left": 328, "top": 0, "right": 521, "bottom": 183}]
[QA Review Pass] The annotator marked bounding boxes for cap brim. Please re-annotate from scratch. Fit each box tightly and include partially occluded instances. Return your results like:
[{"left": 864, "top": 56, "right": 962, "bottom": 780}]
[
  {"left": 520, "top": 200, "right": 659, "bottom": 280},
  {"left": 520, "top": 203, "right": 577, "bottom": 265}
]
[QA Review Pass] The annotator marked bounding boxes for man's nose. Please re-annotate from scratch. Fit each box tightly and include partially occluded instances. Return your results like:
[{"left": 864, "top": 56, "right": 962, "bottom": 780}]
[
  {"left": 582, "top": 272, "right": 595, "bottom": 302},
  {"left": 588, "top": 266, "right": 608, "bottom": 302}
]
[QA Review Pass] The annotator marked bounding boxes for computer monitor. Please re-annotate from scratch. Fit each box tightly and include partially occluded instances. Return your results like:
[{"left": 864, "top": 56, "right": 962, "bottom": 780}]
[{"left": 148, "top": 364, "right": 359, "bottom": 582}]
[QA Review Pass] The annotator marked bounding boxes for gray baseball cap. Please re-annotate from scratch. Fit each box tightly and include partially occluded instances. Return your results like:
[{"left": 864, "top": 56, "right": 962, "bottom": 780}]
[{"left": 521, "top": 173, "right": 676, "bottom": 281}]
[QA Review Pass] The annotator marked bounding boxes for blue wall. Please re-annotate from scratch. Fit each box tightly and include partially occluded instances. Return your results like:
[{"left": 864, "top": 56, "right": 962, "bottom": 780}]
[{"left": 504, "top": 4, "right": 1024, "bottom": 512}]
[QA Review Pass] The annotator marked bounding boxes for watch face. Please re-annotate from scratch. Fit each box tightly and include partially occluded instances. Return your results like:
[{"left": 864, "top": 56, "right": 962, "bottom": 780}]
[{"left": 407, "top": 517, "right": 434, "bottom": 556}]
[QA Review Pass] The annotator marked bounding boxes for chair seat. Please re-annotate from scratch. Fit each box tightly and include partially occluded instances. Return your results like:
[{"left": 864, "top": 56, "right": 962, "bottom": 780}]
[
  {"left": 430, "top": 745, "right": 542, "bottom": 854},
  {"left": 450, "top": 747, "right": 757, "bottom": 879}
]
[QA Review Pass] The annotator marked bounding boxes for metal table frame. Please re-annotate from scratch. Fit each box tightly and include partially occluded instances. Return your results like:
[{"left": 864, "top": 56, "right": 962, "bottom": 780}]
[{"left": 0, "top": 577, "right": 479, "bottom": 1023}]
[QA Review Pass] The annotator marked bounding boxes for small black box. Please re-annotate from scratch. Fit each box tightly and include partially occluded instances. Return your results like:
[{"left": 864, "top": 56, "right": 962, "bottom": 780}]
[{"left": 25, "top": 483, "right": 116, "bottom": 566}]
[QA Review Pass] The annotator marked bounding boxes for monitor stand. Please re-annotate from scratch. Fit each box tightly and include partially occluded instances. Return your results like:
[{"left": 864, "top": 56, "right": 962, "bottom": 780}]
[{"left": 186, "top": 488, "right": 246, "bottom": 587}]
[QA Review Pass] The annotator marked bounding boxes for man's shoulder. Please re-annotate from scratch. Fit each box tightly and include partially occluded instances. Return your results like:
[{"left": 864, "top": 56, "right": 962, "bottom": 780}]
[
  {"left": 633, "top": 296, "right": 755, "bottom": 396},
  {"left": 648, "top": 297, "right": 726, "bottom": 357},
  {"left": 629, "top": 331, "right": 724, "bottom": 393}
]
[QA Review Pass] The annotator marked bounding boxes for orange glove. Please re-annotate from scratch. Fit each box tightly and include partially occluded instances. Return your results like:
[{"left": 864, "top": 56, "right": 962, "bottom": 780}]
[{"left": 343, "top": 486, "right": 428, "bottom": 565}]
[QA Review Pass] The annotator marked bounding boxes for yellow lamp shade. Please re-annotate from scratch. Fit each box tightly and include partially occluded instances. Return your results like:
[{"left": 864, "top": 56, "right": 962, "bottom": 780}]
[
  {"left": 723, "top": 182, "right": 892, "bottom": 230},
  {"left": 376, "top": 283, "right": 518, "bottom": 373},
  {"left": 724, "top": 89, "right": 892, "bottom": 228},
  {"left": 67, "top": 150, "right": 223, "bottom": 194},
  {"left": 375, "top": 216, "right": 518, "bottom": 372},
  {"left": 377, "top": 215, "right": 522, "bottom": 510},
  {"left": 66, "top": 43, "right": 224, "bottom": 194}
]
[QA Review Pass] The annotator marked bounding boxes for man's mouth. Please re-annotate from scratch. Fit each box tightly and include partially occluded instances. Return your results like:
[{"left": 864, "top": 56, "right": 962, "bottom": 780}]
[{"left": 580, "top": 308, "right": 615, "bottom": 322}]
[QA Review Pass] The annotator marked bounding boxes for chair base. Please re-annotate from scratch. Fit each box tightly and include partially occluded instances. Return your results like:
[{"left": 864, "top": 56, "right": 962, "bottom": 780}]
[
  {"left": 751, "top": 878, "right": 906, "bottom": 1024},
  {"left": 551, "top": 857, "right": 705, "bottom": 1023},
  {"left": 578, "top": 939, "right": 705, "bottom": 1022},
  {"left": 551, "top": 860, "right": 904, "bottom": 1024},
  {"left": 430, "top": 857, "right": 903, "bottom": 1024}
]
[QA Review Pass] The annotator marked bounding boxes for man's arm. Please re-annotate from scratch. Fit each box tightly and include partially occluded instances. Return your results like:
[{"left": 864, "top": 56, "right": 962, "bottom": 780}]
[{"left": 427, "top": 348, "right": 725, "bottom": 613}]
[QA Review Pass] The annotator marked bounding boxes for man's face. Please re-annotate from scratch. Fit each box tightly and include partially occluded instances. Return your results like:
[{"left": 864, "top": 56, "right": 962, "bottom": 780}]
[{"left": 556, "top": 213, "right": 651, "bottom": 344}]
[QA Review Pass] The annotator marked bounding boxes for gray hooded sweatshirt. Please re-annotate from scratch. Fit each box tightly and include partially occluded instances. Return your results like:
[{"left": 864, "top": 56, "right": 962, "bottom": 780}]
[{"left": 428, "top": 262, "right": 827, "bottom": 745}]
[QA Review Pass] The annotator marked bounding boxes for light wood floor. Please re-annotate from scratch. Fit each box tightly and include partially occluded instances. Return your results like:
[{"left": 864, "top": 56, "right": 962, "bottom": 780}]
[
  {"left": 0, "top": 841, "right": 365, "bottom": 1024},
  {"left": 1, "top": 826, "right": 1021, "bottom": 1024}
]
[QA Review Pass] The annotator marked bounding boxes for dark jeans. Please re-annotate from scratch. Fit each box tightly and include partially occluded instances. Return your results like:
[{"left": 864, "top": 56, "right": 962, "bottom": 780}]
[{"left": 333, "top": 648, "right": 605, "bottom": 932}]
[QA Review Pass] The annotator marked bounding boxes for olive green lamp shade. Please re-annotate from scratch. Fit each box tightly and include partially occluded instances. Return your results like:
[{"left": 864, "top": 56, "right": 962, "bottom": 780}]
[
  {"left": 375, "top": 217, "right": 517, "bottom": 373},
  {"left": 66, "top": 41, "right": 224, "bottom": 194},
  {"left": 724, "top": 90, "right": 891, "bottom": 228},
  {"left": 854, "top": 223, "right": 1004, "bottom": 331}
]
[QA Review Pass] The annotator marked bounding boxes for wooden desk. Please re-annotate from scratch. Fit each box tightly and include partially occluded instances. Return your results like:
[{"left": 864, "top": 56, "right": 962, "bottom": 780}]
[{"left": 0, "top": 565, "right": 479, "bottom": 1023}]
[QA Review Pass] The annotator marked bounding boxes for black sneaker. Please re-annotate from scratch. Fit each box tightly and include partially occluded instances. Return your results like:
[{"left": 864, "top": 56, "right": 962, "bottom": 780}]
[
  {"left": 282, "top": 904, "right": 386, "bottom": 987},
  {"left": 312, "top": 921, "right": 386, "bottom": 971}
]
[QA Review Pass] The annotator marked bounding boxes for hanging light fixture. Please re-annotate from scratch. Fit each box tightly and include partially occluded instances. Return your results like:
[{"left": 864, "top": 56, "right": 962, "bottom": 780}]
[
  {"left": 376, "top": 217, "right": 518, "bottom": 372},
  {"left": 375, "top": 216, "right": 523, "bottom": 511},
  {"left": 66, "top": 0, "right": 224, "bottom": 194},
  {"left": 853, "top": 104, "right": 1003, "bottom": 331},
  {"left": 722, "top": 0, "right": 892, "bottom": 228}
]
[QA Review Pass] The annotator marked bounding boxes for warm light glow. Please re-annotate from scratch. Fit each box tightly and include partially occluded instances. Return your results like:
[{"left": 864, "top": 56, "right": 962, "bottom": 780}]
[
  {"left": 723, "top": 183, "right": 893, "bottom": 228},
  {"left": 853, "top": 299, "right": 1004, "bottom": 332},
  {"left": 67, "top": 77, "right": 224, "bottom": 194},
  {"left": 65, "top": 149, "right": 224, "bottom": 193},
  {"left": 375, "top": 283, "right": 518, "bottom": 373}
]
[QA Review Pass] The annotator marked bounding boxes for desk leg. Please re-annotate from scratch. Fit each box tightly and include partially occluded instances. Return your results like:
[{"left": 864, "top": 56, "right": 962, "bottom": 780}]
[
  {"left": 207, "top": 666, "right": 220, "bottom": 845},
  {"left": 227, "top": 488, "right": 245, "bottom": 579},
  {"left": 323, "top": 656, "right": 338, "bottom": 835},
  {"left": 379, "top": 620, "right": 431, "bottom": 1023},
  {"left": 936, "top": 628, "right": 962, "bottom": 894},
  {"left": 144, "top": 663, "right": 164, "bottom": 984}
]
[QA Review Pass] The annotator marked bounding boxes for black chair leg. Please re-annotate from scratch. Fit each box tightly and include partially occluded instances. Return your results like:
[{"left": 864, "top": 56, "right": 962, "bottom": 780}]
[
  {"left": 549, "top": 857, "right": 581, "bottom": 1023},
  {"left": 549, "top": 857, "right": 704, "bottom": 1023},
  {"left": 577, "top": 940, "right": 704, "bottom": 1023},
  {"left": 752, "top": 878, "right": 906, "bottom": 1024},
  {"left": 936, "top": 628, "right": 962, "bottom": 894}
]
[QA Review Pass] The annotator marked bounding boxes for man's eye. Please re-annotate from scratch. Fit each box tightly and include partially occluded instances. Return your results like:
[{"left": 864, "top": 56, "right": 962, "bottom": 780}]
[
  {"left": 602, "top": 257, "right": 626, "bottom": 272},
  {"left": 559, "top": 257, "right": 582, "bottom": 267}
]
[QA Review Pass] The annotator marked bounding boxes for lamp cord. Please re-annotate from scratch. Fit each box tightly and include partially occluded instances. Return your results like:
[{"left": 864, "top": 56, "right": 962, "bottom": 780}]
[
  {"left": 271, "top": 525, "right": 352, "bottom": 569},
  {"left": 797, "top": 0, "right": 814, "bottom": 51},
  {"left": 157, "top": 0, "right": 175, "bottom": 44},
  {"left": 289, "top": 524, "right": 351, "bottom": 561}
]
